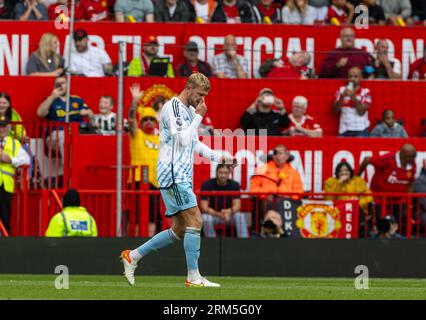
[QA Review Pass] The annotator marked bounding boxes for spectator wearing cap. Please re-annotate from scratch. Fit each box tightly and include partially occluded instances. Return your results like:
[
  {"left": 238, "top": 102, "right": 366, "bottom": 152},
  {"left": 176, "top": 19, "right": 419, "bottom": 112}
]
[
  {"left": 332, "top": 66, "right": 372, "bottom": 137},
  {"left": 127, "top": 35, "right": 175, "bottom": 78},
  {"left": 175, "top": 41, "right": 213, "bottom": 78},
  {"left": 45, "top": 189, "right": 98, "bottom": 237},
  {"left": 0, "top": 0, "right": 14, "bottom": 19},
  {"left": 240, "top": 88, "right": 289, "bottom": 136},
  {"left": 127, "top": 83, "right": 161, "bottom": 236},
  {"left": 114, "top": 0, "right": 154, "bottom": 21},
  {"left": 372, "top": 215, "right": 403, "bottom": 239},
  {"left": 76, "top": 0, "right": 110, "bottom": 21},
  {"left": 282, "top": 96, "right": 323, "bottom": 137},
  {"left": 370, "top": 109, "right": 408, "bottom": 138},
  {"left": 14, "top": 0, "right": 48, "bottom": 20},
  {"left": 212, "top": 34, "right": 249, "bottom": 78},
  {"left": 65, "top": 29, "right": 113, "bottom": 77},
  {"left": 319, "top": 28, "right": 372, "bottom": 79},
  {"left": 153, "top": 0, "right": 191, "bottom": 21},
  {"left": 0, "top": 114, "right": 30, "bottom": 235}
]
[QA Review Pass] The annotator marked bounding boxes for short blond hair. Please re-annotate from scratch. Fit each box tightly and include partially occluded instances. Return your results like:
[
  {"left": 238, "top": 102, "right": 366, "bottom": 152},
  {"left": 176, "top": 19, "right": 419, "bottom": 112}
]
[{"left": 186, "top": 72, "right": 210, "bottom": 91}]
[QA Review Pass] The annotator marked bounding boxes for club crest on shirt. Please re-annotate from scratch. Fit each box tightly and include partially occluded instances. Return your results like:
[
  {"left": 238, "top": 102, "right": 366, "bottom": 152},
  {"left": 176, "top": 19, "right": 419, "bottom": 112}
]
[{"left": 176, "top": 118, "right": 182, "bottom": 126}]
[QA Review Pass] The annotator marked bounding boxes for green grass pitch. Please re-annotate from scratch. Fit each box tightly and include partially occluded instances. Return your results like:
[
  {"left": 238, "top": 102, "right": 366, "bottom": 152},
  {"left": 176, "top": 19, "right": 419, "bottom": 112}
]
[{"left": 1, "top": 275, "right": 426, "bottom": 300}]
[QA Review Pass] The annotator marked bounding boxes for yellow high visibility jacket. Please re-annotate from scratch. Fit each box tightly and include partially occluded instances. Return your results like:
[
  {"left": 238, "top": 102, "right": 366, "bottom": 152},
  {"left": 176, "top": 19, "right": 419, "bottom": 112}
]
[
  {"left": 0, "top": 136, "right": 20, "bottom": 193},
  {"left": 45, "top": 206, "right": 98, "bottom": 237}
]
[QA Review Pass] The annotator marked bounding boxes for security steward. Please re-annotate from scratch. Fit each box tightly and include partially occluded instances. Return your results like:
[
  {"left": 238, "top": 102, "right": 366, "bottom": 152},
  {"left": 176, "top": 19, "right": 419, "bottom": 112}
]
[
  {"left": 45, "top": 189, "right": 98, "bottom": 237},
  {"left": 0, "top": 114, "right": 30, "bottom": 235}
]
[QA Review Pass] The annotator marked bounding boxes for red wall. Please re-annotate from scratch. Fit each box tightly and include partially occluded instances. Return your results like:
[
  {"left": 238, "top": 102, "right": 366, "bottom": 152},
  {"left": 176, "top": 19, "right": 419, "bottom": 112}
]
[{"left": 1, "top": 76, "right": 425, "bottom": 136}]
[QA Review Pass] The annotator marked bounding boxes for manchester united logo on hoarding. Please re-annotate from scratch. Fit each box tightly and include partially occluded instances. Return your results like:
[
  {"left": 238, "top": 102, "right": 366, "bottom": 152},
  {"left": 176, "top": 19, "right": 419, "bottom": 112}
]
[
  {"left": 137, "top": 84, "right": 176, "bottom": 116},
  {"left": 295, "top": 200, "right": 342, "bottom": 238}
]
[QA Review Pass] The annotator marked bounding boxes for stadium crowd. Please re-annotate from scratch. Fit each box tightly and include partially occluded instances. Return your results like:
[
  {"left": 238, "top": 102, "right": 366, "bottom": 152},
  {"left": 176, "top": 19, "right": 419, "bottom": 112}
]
[{"left": 0, "top": 0, "right": 425, "bottom": 25}]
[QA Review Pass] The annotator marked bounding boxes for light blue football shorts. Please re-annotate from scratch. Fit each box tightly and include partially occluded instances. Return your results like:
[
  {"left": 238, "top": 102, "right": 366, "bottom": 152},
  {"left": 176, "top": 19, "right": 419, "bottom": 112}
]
[{"left": 160, "top": 182, "right": 198, "bottom": 217}]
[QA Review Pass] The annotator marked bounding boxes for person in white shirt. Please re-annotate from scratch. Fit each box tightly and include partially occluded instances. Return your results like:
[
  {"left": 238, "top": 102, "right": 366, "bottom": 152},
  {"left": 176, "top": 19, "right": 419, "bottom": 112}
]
[
  {"left": 282, "top": 0, "right": 317, "bottom": 24},
  {"left": 65, "top": 29, "right": 113, "bottom": 77},
  {"left": 370, "top": 39, "right": 401, "bottom": 79},
  {"left": 0, "top": 115, "right": 30, "bottom": 235}
]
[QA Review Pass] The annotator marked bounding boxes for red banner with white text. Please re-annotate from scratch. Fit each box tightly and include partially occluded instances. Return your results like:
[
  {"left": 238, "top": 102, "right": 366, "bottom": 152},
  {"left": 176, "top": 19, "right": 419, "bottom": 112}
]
[{"left": 0, "top": 22, "right": 425, "bottom": 78}]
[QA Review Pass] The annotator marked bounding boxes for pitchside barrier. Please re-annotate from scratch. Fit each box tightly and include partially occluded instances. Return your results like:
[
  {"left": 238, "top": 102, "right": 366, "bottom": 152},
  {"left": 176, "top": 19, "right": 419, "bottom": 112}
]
[{"left": 7, "top": 189, "right": 426, "bottom": 239}]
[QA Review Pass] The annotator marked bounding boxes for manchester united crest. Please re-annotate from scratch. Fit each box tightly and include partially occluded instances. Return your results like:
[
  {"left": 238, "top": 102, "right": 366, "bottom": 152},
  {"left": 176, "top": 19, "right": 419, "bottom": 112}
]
[
  {"left": 137, "top": 84, "right": 176, "bottom": 116},
  {"left": 295, "top": 200, "right": 342, "bottom": 238}
]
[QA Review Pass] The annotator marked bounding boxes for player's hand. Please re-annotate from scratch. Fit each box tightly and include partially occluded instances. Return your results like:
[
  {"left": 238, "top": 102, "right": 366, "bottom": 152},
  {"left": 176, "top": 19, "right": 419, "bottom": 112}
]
[
  {"left": 195, "top": 99, "right": 207, "bottom": 117},
  {"left": 129, "top": 83, "right": 143, "bottom": 101}
]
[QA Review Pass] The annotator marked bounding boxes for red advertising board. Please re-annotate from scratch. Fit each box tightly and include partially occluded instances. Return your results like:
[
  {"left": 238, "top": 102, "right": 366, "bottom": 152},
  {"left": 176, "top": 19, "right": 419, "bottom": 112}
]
[{"left": 1, "top": 22, "right": 425, "bottom": 79}]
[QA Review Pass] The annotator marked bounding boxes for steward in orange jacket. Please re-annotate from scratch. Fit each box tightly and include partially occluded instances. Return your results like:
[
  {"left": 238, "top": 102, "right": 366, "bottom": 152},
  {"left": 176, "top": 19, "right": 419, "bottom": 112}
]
[{"left": 250, "top": 144, "right": 304, "bottom": 198}]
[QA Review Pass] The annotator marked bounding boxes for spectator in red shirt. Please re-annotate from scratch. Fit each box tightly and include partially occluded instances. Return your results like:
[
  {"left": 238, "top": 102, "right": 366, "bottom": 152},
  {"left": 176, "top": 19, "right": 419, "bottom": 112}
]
[
  {"left": 319, "top": 27, "right": 372, "bottom": 78},
  {"left": 251, "top": 0, "right": 282, "bottom": 23},
  {"left": 259, "top": 51, "right": 313, "bottom": 79},
  {"left": 408, "top": 47, "right": 426, "bottom": 80},
  {"left": 175, "top": 41, "right": 213, "bottom": 78},
  {"left": 210, "top": 0, "right": 253, "bottom": 23},
  {"left": 332, "top": 66, "right": 372, "bottom": 137},
  {"left": 327, "top": 0, "right": 354, "bottom": 25},
  {"left": 282, "top": 95, "right": 323, "bottom": 137},
  {"left": 359, "top": 144, "right": 417, "bottom": 194},
  {"left": 77, "top": 0, "right": 110, "bottom": 21},
  {"left": 358, "top": 144, "right": 417, "bottom": 234}
]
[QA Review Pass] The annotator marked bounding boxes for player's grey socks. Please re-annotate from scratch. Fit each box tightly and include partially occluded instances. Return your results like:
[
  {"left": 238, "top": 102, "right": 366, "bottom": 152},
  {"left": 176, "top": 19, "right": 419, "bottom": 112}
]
[
  {"left": 184, "top": 227, "right": 201, "bottom": 281},
  {"left": 131, "top": 228, "right": 180, "bottom": 263}
]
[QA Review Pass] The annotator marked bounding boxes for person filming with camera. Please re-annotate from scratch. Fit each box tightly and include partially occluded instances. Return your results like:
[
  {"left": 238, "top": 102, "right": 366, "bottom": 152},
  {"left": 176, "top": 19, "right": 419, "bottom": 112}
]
[{"left": 240, "top": 88, "right": 289, "bottom": 136}]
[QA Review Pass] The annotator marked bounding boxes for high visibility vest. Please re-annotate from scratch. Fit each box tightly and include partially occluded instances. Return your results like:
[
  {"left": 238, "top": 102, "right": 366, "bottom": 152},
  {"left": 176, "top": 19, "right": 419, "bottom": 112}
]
[
  {"left": 45, "top": 206, "right": 98, "bottom": 237},
  {"left": 0, "top": 136, "right": 20, "bottom": 193}
]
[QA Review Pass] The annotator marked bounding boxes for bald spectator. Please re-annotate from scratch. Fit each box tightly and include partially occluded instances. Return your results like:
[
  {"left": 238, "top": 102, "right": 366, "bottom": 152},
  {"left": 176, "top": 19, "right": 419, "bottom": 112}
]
[
  {"left": 408, "top": 46, "right": 426, "bottom": 80},
  {"left": 358, "top": 144, "right": 417, "bottom": 234},
  {"left": 282, "top": 96, "right": 323, "bottom": 137},
  {"left": 319, "top": 28, "right": 372, "bottom": 78},
  {"left": 370, "top": 39, "right": 401, "bottom": 79},
  {"left": 378, "top": 0, "right": 412, "bottom": 25},
  {"left": 259, "top": 51, "right": 313, "bottom": 79},
  {"left": 332, "top": 66, "right": 371, "bottom": 137},
  {"left": 212, "top": 35, "right": 249, "bottom": 79},
  {"left": 154, "top": 0, "right": 191, "bottom": 21}
]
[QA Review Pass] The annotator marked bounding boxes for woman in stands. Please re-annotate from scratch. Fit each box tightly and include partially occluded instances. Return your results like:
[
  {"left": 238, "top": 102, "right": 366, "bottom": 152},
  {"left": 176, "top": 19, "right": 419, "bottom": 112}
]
[
  {"left": 26, "top": 33, "right": 64, "bottom": 77},
  {"left": 0, "top": 93, "right": 26, "bottom": 141},
  {"left": 324, "top": 160, "right": 373, "bottom": 237}
]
